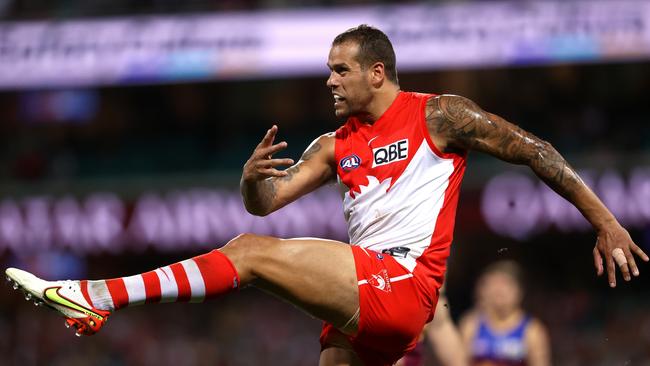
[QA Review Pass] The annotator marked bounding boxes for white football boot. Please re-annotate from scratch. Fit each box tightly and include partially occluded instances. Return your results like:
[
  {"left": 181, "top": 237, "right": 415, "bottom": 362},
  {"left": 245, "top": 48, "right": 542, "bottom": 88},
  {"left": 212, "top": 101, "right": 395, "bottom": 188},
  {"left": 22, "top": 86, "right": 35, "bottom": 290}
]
[{"left": 6, "top": 267, "right": 111, "bottom": 336}]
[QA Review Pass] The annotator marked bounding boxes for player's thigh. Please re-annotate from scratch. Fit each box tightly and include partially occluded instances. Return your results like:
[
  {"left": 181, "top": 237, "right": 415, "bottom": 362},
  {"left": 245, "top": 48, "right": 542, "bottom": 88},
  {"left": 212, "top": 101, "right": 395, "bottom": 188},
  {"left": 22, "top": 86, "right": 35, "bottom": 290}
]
[
  {"left": 319, "top": 347, "right": 364, "bottom": 366},
  {"left": 221, "top": 235, "right": 359, "bottom": 330}
]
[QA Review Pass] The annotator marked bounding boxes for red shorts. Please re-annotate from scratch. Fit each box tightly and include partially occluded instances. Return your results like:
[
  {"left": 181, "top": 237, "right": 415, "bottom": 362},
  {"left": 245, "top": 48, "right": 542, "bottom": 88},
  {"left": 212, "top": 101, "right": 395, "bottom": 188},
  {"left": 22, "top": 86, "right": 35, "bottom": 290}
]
[{"left": 320, "top": 246, "right": 438, "bottom": 366}]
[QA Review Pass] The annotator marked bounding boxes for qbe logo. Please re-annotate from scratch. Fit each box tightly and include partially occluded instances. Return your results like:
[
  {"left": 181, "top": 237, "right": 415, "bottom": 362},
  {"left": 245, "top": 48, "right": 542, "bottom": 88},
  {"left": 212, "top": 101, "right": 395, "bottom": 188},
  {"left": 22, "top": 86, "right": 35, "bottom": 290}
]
[
  {"left": 372, "top": 139, "right": 408, "bottom": 167},
  {"left": 340, "top": 154, "right": 361, "bottom": 171}
]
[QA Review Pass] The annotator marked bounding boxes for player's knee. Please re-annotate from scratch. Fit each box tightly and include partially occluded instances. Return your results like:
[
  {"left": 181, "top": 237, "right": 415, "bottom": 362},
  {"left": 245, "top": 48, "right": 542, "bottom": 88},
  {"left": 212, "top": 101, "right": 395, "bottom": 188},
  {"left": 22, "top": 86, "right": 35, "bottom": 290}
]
[
  {"left": 222, "top": 233, "right": 277, "bottom": 262},
  {"left": 226, "top": 233, "right": 260, "bottom": 250}
]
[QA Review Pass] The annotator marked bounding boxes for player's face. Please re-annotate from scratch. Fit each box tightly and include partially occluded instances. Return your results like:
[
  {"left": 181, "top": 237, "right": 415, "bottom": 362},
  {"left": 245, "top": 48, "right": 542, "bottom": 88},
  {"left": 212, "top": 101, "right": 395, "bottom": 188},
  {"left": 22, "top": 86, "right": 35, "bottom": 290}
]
[
  {"left": 326, "top": 42, "right": 374, "bottom": 119},
  {"left": 478, "top": 272, "right": 522, "bottom": 314}
]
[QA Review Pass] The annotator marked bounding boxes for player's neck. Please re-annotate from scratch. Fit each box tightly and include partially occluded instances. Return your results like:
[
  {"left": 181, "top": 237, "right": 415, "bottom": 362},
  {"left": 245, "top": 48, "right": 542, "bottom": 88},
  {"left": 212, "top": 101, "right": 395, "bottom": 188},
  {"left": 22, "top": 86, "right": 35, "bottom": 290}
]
[{"left": 358, "top": 85, "right": 401, "bottom": 124}]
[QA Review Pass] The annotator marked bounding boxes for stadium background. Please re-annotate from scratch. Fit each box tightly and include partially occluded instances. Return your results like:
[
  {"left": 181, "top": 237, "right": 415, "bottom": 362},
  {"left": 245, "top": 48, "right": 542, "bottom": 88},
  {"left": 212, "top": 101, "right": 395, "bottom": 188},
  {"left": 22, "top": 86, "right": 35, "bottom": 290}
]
[{"left": 1, "top": 0, "right": 650, "bottom": 365}]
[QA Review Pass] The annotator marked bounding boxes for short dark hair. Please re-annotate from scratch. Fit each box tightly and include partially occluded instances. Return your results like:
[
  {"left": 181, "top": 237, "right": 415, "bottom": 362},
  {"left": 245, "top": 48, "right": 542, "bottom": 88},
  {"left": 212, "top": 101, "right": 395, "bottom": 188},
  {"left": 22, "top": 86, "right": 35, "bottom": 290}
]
[{"left": 332, "top": 24, "right": 399, "bottom": 84}]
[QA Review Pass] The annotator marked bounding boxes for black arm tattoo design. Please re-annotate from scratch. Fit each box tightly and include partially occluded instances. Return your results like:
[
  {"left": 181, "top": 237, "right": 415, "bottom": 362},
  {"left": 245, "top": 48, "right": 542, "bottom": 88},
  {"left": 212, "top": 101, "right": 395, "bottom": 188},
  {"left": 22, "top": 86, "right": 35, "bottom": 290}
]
[
  {"left": 257, "top": 178, "right": 278, "bottom": 203},
  {"left": 426, "top": 95, "right": 584, "bottom": 200}
]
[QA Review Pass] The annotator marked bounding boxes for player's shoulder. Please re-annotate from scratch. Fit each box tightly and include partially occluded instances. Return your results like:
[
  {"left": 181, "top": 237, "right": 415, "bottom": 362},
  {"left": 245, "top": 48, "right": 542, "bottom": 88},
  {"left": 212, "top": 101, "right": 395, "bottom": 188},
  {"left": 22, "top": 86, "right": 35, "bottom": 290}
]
[
  {"left": 317, "top": 131, "right": 336, "bottom": 145},
  {"left": 298, "top": 132, "right": 336, "bottom": 165},
  {"left": 424, "top": 94, "right": 485, "bottom": 129},
  {"left": 425, "top": 94, "right": 477, "bottom": 108},
  {"left": 310, "top": 132, "right": 336, "bottom": 156},
  {"left": 318, "top": 131, "right": 336, "bottom": 140}
]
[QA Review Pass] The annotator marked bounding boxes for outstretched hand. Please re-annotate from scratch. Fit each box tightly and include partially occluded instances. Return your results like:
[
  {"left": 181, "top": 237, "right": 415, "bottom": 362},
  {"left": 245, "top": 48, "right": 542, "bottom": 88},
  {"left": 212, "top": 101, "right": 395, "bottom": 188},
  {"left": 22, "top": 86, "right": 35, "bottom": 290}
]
[
  {"left": 242, "top": 125, "right": 294, "bottom": 182},
  {"left": 593, "top": 224, "right": 649, "bottom": 287}
]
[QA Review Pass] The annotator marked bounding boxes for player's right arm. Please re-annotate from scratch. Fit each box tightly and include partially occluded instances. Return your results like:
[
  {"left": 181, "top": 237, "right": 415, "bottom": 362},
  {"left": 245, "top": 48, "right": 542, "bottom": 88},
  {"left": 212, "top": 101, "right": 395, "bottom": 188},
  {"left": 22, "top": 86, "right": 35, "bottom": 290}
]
[{"left": 240, "top": 125, "right": 335, "bottom": 216}]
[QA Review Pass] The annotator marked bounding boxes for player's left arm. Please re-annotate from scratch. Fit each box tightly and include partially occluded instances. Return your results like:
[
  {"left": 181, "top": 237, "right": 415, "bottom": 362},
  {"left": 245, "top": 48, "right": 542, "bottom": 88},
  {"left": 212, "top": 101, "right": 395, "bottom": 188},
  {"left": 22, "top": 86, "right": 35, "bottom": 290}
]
[
  {"left": 524, "top": 318, "right": 551, "bottom": 366},
  {"left": 425, "top": 94, "right": 649, "bottom": 287}
]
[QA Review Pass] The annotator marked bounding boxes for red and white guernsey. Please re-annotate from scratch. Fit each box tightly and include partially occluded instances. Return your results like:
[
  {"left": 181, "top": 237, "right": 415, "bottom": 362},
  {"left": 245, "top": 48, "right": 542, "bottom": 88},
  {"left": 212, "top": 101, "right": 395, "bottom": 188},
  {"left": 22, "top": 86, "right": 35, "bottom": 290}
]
[{"left": 335, "top": 91, "right": 467, "bottom": 290}]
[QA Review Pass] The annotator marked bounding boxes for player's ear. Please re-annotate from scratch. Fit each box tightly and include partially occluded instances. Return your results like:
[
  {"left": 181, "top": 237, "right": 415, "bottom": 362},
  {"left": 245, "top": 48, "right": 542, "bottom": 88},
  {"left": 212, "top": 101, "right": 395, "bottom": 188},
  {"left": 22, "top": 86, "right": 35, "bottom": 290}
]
[{"left": 370, "top": 62, "right": 385, "bottom": 87}]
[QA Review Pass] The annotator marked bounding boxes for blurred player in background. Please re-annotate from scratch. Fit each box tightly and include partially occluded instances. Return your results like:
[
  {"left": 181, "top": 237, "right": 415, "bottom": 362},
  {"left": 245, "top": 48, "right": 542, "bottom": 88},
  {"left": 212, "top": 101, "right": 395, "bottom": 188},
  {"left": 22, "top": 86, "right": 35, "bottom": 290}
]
[
  {"left": 396, "top": 290, "right": 468, "bottom": 366},
  {"left": 5, "top": 25, "right": 647, "bottom": 366},
  {"left": 459, "top": 261, "right": 550, "bottom": 366}
]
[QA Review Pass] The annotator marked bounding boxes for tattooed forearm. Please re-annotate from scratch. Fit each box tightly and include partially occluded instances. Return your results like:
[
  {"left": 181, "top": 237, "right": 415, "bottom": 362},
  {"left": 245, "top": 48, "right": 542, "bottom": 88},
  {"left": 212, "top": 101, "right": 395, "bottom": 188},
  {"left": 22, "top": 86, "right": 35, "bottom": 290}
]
[
  {"left": 241, "top": 178, "right": 277, "bottom": 215},
  {"left": 276, "top": 164, "right": 300, "bottom": 182},
  {"left": 241, "top": 141, "right": 326, "bottom": 215},
  {"left": 259, "top": 178, "right": 278, "bottom": 202},
  {"left": 426, "top": 95, "right": 583, "bottom": 199},
  {"left": 527, "top": 142, "right": 584, "bottom": 200}
]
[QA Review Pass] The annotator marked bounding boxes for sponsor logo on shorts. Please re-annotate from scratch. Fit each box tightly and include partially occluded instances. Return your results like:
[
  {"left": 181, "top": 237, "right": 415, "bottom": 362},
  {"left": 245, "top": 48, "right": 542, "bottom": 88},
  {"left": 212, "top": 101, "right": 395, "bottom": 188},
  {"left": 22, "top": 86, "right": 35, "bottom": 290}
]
[
  {"left": 340, "top": 154, "right": 361, "bottom": 171},
  {"left": 367, "top": 269, "right": 392, "bottom": 292},
  {"left": 372, "top": 139, "right": 408, "bottom": 167}
]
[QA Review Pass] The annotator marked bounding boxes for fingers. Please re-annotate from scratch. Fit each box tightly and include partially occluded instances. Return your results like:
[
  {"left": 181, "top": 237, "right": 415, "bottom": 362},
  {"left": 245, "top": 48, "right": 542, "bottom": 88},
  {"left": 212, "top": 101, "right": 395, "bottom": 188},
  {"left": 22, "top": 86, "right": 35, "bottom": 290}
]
[
  {"left": 626, "top": 243, "right": 648, "bottom": 277},
  {"left": 605, "top": 253, "right": 616, "bottom": 288},
  {"left": 255, "top": 158, "right": 295, "bottom": 169},
  {"left": 625, "top": 249, "right": 639, "bottom": 277},
  {"left": 258, "top": 168, "right": 289, "bottom": 177},
  {"left": 252, "top": 158, "right": 294, "bottom": 179},
  {"left": 256, "top": 141, "right": 288, "bottom": 159},
  {"left": 258, "top": 125, "right": 279, "bottom": 148},
  {"left": 612, "top": 248, "right": 631, "bottom": 282},
  {"left": 257, "top": 141, "right": 287, "bottom": 158},
  {"left": 593, "top": 247, "right": 603, "bottom": 276},
  {"left": 631, "top": 243, "right": 650, "bottom": 262},
  {"left": 595, "top": 227, "right": 648, "bottom": 288}
]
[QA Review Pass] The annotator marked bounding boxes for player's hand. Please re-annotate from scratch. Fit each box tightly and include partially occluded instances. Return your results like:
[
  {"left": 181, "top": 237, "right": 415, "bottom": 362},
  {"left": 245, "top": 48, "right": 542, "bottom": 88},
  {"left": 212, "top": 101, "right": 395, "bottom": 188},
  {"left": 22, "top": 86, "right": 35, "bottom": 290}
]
[
  {"left": 593, "top": 223, "right": 649, "bottom": 287},
  {"left": 242, "top": 125, "right": 294, "bottom": 182}
]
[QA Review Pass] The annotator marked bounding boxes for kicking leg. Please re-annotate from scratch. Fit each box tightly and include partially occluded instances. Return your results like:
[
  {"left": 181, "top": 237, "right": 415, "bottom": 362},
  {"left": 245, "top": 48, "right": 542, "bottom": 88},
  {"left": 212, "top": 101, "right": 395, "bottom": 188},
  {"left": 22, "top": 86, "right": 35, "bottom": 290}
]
[
  {"left": 4, "top": 248, "right": 240, "bottom": 335},
  {"left": 220, "top": 234, "right": 359, "bottom": 331},
  {"left": 6, "top": 233, "right": 360, "bottom": 337}
]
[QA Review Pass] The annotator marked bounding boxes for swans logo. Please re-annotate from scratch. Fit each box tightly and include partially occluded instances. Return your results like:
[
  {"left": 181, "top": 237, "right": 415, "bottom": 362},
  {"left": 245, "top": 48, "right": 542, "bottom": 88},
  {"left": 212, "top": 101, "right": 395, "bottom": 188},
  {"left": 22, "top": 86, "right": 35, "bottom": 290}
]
[
  {"left": 340, "top": 154, "right": 361, "bottom": 171},
  {"left": 367, "top": 269, "right": 392, "bottom": 292}
]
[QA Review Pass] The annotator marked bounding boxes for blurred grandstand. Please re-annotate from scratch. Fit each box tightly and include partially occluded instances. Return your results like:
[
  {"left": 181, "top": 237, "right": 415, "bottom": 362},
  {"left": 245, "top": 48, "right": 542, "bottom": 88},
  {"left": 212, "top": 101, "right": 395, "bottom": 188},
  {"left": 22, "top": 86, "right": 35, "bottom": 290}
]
[{"left": 1, "top": 0, "right": 650, "bottom": 365}]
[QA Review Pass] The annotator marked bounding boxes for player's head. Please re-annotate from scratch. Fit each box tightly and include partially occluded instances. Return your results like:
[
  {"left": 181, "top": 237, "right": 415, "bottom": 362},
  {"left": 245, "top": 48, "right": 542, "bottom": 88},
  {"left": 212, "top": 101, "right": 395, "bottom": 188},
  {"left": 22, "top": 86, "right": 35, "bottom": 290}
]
[
  {"left": 475, "top": 260, "right": 524, "bottom": 316},
  {"left": 327, "top": 24, "right": 399, "bottom": 119}
]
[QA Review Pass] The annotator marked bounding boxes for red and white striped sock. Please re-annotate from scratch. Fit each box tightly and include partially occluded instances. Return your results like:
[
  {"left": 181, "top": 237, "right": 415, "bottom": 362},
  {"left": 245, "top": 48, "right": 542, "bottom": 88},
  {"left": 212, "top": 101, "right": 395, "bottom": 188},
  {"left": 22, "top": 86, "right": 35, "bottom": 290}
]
[{"left": 82, "top": 249, "right": 239, "bottom": 311}]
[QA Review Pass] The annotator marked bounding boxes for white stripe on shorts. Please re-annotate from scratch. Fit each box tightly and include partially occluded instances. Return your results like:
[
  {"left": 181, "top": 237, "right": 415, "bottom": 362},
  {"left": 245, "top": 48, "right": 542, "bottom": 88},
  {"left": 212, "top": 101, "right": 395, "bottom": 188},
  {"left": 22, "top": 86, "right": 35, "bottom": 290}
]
[
  {"left": 155, "top": 266, "right": 178, "bottom": 303},
  {"left": 181, "top": 259, "right": 206, "bottom": 303},
  {"left": 359, "top": 247, "right": 371, "bottom": 257},
  {"left": 122, "top": 274, "right": 146, "bottom": 306}
]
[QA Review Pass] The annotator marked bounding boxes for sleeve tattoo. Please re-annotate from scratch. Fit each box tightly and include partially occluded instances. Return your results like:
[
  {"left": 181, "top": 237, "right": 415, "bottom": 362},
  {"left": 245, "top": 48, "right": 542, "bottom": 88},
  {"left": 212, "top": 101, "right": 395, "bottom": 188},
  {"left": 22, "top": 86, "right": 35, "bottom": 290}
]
[{"left": 426, "top": 95, "right": 584, "bottom": 200}]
